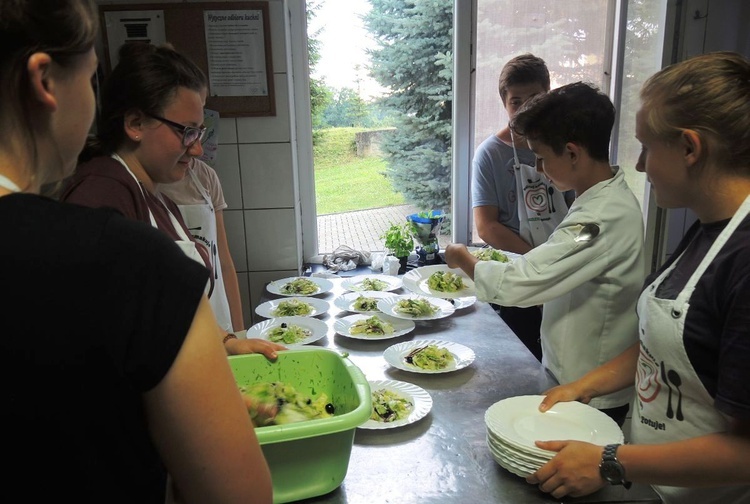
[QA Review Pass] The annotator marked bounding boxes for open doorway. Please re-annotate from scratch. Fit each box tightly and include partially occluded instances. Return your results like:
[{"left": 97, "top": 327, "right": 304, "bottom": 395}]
[
  {"left": 306, "top": 0, "right": 454, "bottom": 258},
  {"left": 306, "top": 0, "right": 411, "bottom": 255}
]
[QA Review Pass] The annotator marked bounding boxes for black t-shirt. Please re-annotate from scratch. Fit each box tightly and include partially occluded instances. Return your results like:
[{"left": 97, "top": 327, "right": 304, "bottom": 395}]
[
  {"left": 0, "top": 193, "right": 209, "bottom": 502},
  {"left": 646, "top": 216, "right": 750, "bottom": 419}
]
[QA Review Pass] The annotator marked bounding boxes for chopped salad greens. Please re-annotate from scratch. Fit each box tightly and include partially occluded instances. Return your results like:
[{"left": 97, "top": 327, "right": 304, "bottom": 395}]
[
  {"left": 370, "top": 388, "right": 413, "bottom": 422},
  {"left": 395, "top": 298, "right": 439, "bottom": 317},
  {"left": 272, "top": 299, "right": 313, "bottom": 317},
  {"left": 471, "top": 248, "right": 510, "bottom": 262},
  {"left": 266, "top": 323, "right": 311, "bottom": 344},
  {"left": 426, "top": 271, "right": 466, "bottom": 292},
  {"left": 405, "top": 344, "right": 454, "bottom": 370},
  {"left": 352, "top": 295, "right": 379, "bottom": 312},
  {"left": 280, "top": 278, "right": 319, "bottom": 295},
  {"left": 350, "top": 316, "right": 394, "bottom": 336},
  {"left": 359, "top": 278, "right": 388, "bottom": 291},
  {"left": 239, "top": 381, "right": 334, "bottom": 426}
]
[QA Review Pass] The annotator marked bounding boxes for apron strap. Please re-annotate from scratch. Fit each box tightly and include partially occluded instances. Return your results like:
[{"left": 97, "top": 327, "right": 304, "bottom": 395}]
[
  {"left": 186, "top": 163, "right": 214, "bottom": 210},
  {"left": 676, "top": 195, "right": 750, "bottom": 304},
  {"left": 111, "top": 153, "right": 158, "bottom": 228},
  {"left": 153, "top": 191, "right": 197, "bottom": 243},
  {"left": 509, "top": 130, "right": 522, "bottom": 169}
]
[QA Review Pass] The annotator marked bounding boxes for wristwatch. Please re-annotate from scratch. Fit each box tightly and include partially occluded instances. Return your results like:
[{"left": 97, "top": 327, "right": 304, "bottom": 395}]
[{"left": 599, "top": 444, "right": 632, "bottom": 489}]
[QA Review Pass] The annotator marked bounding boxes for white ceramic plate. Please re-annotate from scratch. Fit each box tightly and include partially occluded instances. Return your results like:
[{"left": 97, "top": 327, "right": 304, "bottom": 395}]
[
  {"left": 266, "top": 276, "right": 334, "bottom": 297},
  {"left": 467, "top": 246, "right": 522, "bottom": 262},
  {"left": 448, "top": 296, "right": 477, "bottom": 310},
  {"left": 484, "top": 395, "right": 624, "bottom": 457},
  {"left": 359, "top": 379, "right": 433, "bottom": 430},
  {"left": 255, "top": 297, "right": 330, "bottom": 318},
  {"left": 246, "top": 316, "right": 328, "bottom": 346},
  {"left": 333, "top": 314, "right": 415, "bottom": 340},
  {"left": 401, "top": 265, "right": 476, "bottom": 299},
  {"left": 377, "top": 295, "right": 455, "bottom": 321},
  {"left": 487, "top": 438, "right": 542, "bottom": 471},
  {"left": 487, "top": 440, "right": 536, "bottom": 478},
  {"left": 383, "top": 339, "right": 475, "bottom": 374},
  {"left": 487, "top": 429, "right": 552, "bottom": 464},
  {"left": 333, "top": 291, "right": 398, "bottom": 314},
  {"left": 341, "top": 274, "right": 403, "bottom": 292}
]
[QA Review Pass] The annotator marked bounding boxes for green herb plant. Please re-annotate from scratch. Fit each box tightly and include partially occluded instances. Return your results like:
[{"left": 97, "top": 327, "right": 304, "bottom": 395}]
[{"left": 381, "top": 222, "right": 415, "bottom": 258}]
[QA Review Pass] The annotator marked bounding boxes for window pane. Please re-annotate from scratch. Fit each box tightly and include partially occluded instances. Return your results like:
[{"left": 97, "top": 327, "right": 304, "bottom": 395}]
[
  {"left": 472, "top": 0, "right": 613, "bottom": 245},
  {"left": 474, "top": 0, "right": 612, "bottom": 150},
  {"left": 614, "top": 0, "right": 668, "bottom": 209}
]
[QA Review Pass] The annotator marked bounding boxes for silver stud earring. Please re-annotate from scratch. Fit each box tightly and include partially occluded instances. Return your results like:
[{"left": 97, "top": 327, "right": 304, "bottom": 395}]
[{"left": 134, "top": 136, "right": 140, "bottom": 140}]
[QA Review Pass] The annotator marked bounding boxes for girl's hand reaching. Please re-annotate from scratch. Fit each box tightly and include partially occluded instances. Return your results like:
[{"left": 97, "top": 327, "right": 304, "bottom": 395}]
[
  {"left": 537, "top": 382, "right": 593, "bottom": 413},
  {"left": 225, "top": 337, "right": 287, "bottom": 359}
]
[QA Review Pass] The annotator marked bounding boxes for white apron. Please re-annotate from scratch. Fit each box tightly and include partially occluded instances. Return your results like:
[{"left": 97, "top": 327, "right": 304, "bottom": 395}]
[
  {"left": 510, "top": 132, "right": 568, "bottom": 247},
  {"left": 632, "top": 195, "right": 750, "bottom": 504},
  {"left": 111, "top": 154, "right": 211, "bottom": 296},
  {"left": 0, "top": 174, "right": 21, "bottom": 193},
  {"left": 172, "top": 166, "right": 233, "bottom": 332}
]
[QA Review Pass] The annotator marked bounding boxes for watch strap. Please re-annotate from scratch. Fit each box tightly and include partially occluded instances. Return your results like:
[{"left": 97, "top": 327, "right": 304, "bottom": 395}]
[{"left": 600, "top": 443, "right": 632, "bottom": 489}]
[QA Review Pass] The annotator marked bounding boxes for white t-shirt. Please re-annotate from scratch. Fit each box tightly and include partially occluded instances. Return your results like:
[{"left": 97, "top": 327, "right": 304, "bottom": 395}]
[{"left": 158, "top": 158, "right": 227, "bottom": 211}]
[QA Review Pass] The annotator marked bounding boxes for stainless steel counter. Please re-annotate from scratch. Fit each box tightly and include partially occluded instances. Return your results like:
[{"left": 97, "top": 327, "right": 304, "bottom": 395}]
[{"left": 261, "top": 275, "right": 660, "bottom": 504}]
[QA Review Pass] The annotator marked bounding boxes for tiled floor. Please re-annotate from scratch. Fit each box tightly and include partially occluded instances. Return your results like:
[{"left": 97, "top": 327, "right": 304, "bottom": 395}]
[{"left": 317, "top": 204, "right": 452, "bottom": 255}]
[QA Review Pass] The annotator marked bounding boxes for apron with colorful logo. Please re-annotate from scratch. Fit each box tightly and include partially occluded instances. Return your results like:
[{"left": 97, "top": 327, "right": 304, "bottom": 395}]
[
  {"left": 632, "top": 195, "right": 750, "bottom": 503},
  {"left": 510, "top": 132, "right": 568, "bottom": 247}
]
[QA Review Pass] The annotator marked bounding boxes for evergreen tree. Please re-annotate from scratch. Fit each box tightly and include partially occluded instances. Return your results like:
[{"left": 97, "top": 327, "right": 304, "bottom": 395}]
[
  {"left": 307, "top": 0, "right": 332, "bottom": 144},
  {"left": 364, "top": 0, "right": 453, "bottom": 221}
]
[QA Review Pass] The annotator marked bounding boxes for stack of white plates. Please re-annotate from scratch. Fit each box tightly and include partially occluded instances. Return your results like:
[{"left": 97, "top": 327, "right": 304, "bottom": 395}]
[{"left": 484, "top": 395, "right": 625, "bottom": 478}]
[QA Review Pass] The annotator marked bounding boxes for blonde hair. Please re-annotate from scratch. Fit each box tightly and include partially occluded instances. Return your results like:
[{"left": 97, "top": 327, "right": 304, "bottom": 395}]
[{"left": 640, "top": 51, "right": 750, "bottom": 173}]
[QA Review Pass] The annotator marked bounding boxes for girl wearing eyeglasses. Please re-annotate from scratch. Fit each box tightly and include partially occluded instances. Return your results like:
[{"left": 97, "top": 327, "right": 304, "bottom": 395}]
[
  {"left": 64, "top": 42, "right": 211, "bottom": 270},
  {"left": 62, "top": 42, "right": 283, "bottom": 358}
]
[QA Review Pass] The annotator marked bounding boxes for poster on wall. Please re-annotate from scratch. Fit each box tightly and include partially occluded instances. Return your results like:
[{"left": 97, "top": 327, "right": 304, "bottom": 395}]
[
  {"left": 98, "top": 2, "right": 275, "bottom": 117},
  {"left": 204, "top": 10, "right": 268, "bottom": 97}
]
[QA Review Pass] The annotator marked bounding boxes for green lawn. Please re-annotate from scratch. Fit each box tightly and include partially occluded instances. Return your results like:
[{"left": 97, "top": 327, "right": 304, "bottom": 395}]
[{"left": 314, "top": 127, "right": 405, "bottom": 215}]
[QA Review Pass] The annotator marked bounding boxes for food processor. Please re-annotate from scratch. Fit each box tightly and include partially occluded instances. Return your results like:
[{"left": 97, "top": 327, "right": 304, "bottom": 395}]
[{"left": 406, "top": 210, "right": 445, "bottom": 266}]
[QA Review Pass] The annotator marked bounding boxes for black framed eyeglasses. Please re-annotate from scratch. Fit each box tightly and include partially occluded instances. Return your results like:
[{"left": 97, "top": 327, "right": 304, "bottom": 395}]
[{"left": 146, "top": 113, "right": 207, "bottom": 147}]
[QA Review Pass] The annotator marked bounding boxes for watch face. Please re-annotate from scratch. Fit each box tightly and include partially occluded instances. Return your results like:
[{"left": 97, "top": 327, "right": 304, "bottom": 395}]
[{"left": 600, "top": 460, "right": 625, "bottom": 484}]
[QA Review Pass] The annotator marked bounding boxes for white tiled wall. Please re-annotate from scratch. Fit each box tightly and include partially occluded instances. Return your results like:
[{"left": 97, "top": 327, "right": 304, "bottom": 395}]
[
  {"left": 96, "top": 0, "right": 305, "bottom": 328},
  {"left": 212, "top": 1, "right": 304, "bottom": 327}
]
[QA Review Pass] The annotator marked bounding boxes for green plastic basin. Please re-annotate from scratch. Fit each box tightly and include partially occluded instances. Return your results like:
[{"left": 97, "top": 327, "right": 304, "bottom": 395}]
[{"left": 229, "top": 348, "right": 371, "bottom": 503}]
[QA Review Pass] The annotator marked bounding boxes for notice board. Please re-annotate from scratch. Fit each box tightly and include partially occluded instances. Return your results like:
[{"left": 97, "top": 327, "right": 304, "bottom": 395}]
[{"left": 99, "top": 2, "right": 275, "bottom": 117}]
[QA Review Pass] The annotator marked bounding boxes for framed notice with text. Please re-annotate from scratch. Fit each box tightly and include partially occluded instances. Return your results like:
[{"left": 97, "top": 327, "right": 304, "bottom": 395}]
[{"left": 99, "top": 2, "right": 275, "bottom": 117}]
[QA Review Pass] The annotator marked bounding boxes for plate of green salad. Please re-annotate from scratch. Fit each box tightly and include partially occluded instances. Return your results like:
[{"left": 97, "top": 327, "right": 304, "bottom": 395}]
[
  {"left": 359, "top": 379, "right": 433, "bottom": 429},
  {"left": 402, "top": 265, "right": 475, "bottom": 299},
  {"left": 466, "top": 246, "right": 521, "bottom": 262},
  {"left": 341, "top": 274, "right": 403, "bottom": 293},
  {"left": 333, "top": 313, "right": 415, "bottom": 340},
  {"left": 255, "top": 297, "right": 331, "bottom": 319},
  {"left": 246, "top": 316, "right": 328, "bottom": 346},
  {"left": 383, "top": 339, "right": 475, "bottom": 374},
  {"left": 333, "top": 291, "right": 397, "bottom": 314},
  {"left": 266, "top": 276, "right": 334, "bottom": 297},
  {"left": 377, "top": 294, "right": 455, "bottom": 321}
]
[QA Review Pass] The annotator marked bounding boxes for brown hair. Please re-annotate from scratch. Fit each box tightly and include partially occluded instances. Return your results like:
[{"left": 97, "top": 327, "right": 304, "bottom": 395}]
[
  {"left": 498, "top": 53, "right": 550, "bottom": 103},
  {"left": 510, "top": 82, "right": 614, "bottom": 162},
  {"left": 640, "top": 51, "right": 750, "bottom": 173},
  {"left": 0, "top": 0, "right": 98, "bottom": 186},
  {"left": 83, "top": 42, "right": 207, "bottom": 160}
]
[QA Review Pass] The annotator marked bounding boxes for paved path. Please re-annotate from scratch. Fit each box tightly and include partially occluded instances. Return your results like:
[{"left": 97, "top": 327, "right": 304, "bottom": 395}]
[{"left": 317, "top": 205, "right": 452, "bottom": 254}]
